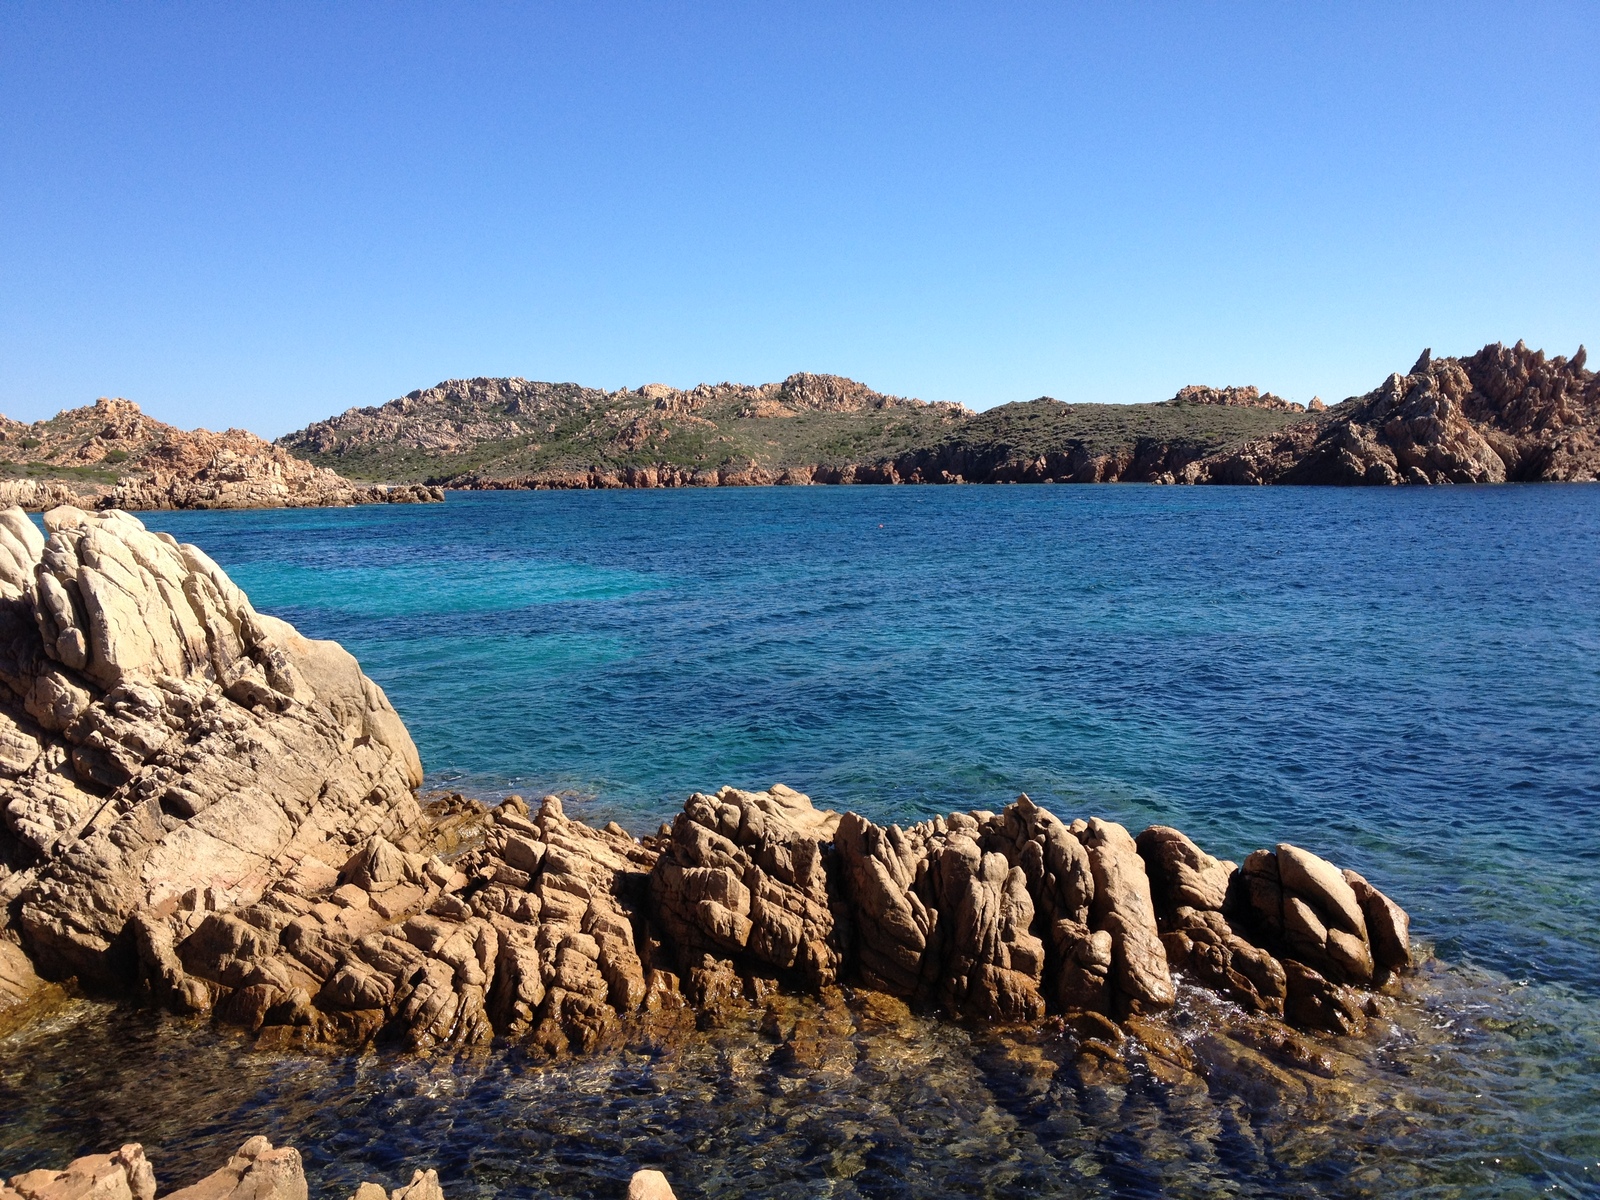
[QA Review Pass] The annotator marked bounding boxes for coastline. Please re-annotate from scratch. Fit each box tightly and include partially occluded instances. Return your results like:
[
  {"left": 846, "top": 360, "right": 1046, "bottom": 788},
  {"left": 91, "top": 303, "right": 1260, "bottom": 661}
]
[{"left": 2, "top": 497, "right": 1597, "bottom": 1197}]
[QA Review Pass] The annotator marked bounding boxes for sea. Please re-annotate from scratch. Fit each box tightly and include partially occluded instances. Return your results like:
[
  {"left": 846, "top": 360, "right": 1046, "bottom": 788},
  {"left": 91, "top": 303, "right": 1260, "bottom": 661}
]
[{"left": 2, "top": 486, "right": 1597, "bottom": 1198}]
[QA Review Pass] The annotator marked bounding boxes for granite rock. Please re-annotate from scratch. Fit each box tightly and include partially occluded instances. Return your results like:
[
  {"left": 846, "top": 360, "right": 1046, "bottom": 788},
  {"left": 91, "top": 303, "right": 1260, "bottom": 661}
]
[{"left": 0, "top": 506, "right": 425, "bottom": 996}]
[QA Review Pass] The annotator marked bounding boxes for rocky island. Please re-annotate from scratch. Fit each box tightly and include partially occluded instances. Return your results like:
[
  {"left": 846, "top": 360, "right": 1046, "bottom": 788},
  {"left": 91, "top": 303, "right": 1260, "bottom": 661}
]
[
  {"left": 0, "top": 399, "right": 442, "bottom": 512},
  {"left": 279, "top": 340, "right": 1595, "bottom": 488}
]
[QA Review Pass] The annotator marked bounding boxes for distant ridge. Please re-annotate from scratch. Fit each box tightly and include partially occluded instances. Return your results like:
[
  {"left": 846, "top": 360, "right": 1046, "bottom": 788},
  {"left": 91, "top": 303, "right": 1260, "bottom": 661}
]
[
  {"left": 278, "top": 372, "right": 1307, "bottom": 488},
  {"left": 276, "top": 341, "right": 1599, "bottom": 489}
]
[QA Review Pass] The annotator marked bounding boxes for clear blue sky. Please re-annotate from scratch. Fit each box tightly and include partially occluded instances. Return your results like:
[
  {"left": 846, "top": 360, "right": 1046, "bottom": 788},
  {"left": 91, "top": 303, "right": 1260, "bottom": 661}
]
[{"left": 2, "top": 3, "right": 1596, "bottom": 437}]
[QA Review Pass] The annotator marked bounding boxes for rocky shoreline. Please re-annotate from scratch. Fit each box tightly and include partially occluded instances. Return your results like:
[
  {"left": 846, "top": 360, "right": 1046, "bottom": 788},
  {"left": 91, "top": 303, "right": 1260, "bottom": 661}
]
[
  {"left": 0, "top": 507, "right": 1410, "bottom": 1069},
  {"left": 0, "top": 505, "right": 1434, "bottom": 1195}
]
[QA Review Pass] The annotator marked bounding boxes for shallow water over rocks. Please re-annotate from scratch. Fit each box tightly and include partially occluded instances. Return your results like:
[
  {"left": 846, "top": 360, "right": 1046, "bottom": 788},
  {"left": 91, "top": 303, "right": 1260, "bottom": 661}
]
[{"left": 2, "top": 959, "right": 1595, "bottom": 1198}]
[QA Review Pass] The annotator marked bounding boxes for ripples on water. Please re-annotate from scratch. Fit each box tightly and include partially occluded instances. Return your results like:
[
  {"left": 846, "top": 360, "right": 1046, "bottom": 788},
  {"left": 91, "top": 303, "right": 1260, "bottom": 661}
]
[{"left": 3, "top": 486, "right": 1596, "bottom": 1197}]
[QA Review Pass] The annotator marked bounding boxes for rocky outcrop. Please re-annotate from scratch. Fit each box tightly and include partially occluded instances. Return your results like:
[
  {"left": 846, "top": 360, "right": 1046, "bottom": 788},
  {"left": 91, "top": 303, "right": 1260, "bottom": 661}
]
[
  {"left": 0, "top": 506, "right": 426, "bottom": 997},
  {"left": 0, "top": 398, "right": 442, "bottom": 511},
  {"left": 1192, "top": 341, "right": 1600, "bottom": 484},
  {"left": 1168, "top": 385, "right": 1304, "bottom": 412},
  {"left": 4, "top": 1137, "right": 676, "bottom": 1200},
  {"left": 87, "top": 771, "right": 1410, "bottom": 1058},
  {"left": 3, "top": 1143, "right": 158, "bottom": 1200}
]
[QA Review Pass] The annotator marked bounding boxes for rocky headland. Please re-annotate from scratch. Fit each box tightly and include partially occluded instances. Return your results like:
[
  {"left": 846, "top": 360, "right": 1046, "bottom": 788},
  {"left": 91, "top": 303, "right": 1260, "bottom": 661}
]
[
  {"left": 277, "top": 340, "right": 1596, "bottom": 488},
  {"left": 1188, "top": 340, "right": 1599, "bottom": 484},
  {"left": 0, "top": 399, "right": 442, "bottom": 512}
]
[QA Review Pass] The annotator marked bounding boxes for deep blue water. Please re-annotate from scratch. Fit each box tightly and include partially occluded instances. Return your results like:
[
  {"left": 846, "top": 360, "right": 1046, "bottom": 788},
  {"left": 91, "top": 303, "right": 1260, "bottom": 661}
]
[
  {"left": 146, "top": 486, "right": 1600, "bottom": 995},
  {"left": 6, "top": 485, "right": 1598, "bottom": 1200}
]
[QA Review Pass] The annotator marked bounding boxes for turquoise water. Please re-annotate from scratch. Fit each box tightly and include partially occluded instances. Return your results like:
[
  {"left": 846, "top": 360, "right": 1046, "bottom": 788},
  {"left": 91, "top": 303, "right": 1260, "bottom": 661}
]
[{"left": 4, "top": 486, "right": 1598, "bottom": 1197}]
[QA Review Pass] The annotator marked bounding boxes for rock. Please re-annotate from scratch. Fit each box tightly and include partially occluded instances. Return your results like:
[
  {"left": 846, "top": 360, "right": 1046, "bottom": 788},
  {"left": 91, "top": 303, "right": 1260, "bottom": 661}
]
[
  {"left": 1136, "top": 825, "right": 1232, "bottom": 911},
  {"left": 0, "top": 506, "right": 425, "bottom": 995},
  {"left": 1342, "top": 869, "right": 1413, "bottom": 980},
  {"left": 650, "top": 785, "right": 844, "bottom": 997},
  {"left": 1077, "top": 818, "right": 1173, "bottom": 1015},
  {"left": 386, "top": 1171, "right": 443, "bottom": 1200},
  {"left": 626, "top": 1171, "right": 677, "bottom": 1200},
  {"left": 2, "top": 1139, "right": 441, "bottom": 1200},
  {"left": 1195, "top": 340, "right": 1600, "bottom": 484},
  {"left": 1168, "top": 385, "right": 1303, "bottom": 412},
  {"left": 163, "top": 1138, "right": 306, "bottom": 1200},
  {"left": 0, "top": 936, "right": 62, "bottom": 1035},
  {"left": 1282, "top": 960, "right": 1367, "bottom": 1036},
  {"left": 5, "top": 1144, "right": 154, "bottom": 1200}
]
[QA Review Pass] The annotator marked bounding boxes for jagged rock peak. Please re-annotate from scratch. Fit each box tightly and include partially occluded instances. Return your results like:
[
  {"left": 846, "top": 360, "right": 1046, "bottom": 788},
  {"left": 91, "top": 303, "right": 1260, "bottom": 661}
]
[{"left": 1189, "top": 339, "right": 1600, "bottom": 486}]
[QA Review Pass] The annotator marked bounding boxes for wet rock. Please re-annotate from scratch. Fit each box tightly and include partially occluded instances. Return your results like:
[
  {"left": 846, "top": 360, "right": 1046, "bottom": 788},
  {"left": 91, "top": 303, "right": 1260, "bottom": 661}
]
[
  {"left": 0, "top": 936, "right": 61, "bottom": 1035},
  {"left": 1283, "top": 960, "right": 1368, "bottom": 1036}
]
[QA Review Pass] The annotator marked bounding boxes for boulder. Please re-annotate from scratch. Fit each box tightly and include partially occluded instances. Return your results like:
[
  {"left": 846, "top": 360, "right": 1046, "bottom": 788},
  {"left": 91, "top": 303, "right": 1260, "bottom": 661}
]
[
  {"left": 163, "top": 1137, "right": 306, "bottom": 1200},
  {"left": 1077, "top": 818, "right": 1173, "bottom": 1015},
  {"left": 627, "top": 1171, "right": 677, "bottom": 1200},
  {"left": 0, "top": 506, "right": 425, "bottom": 994},
  {"left": 4, "top": 1144, "right": 154, "bottom": 1200}
]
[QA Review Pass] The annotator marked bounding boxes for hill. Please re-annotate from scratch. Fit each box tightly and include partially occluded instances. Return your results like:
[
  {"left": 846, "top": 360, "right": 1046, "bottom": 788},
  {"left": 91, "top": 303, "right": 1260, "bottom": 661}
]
[
  {"left": 0, "top": 398, "right": 441, "bottom": 510},
  {"left": 279, "top": 373, "right": 1309, "bottom": 487}
]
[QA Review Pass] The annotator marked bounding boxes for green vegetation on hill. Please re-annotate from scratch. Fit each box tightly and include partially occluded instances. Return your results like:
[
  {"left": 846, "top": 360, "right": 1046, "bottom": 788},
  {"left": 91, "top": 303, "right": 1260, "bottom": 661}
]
[
  {"left": 279, "top": 373, "right": 1311, "bottom": 486},
  {"left": 950, "top": 398, "right": 1304, "bottom": 460}
]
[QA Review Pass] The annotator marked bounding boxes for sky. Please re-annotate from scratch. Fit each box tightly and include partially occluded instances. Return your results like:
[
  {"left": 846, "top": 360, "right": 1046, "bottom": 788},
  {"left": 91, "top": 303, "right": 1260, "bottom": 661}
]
[{"left": 1, "top": 3, "right": 1596, "bottom": 438}]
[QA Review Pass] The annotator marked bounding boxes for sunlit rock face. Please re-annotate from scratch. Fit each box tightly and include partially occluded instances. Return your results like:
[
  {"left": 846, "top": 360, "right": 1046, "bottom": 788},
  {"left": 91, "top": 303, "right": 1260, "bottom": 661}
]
[{"left": 0, "top": 505, "right": 425, "bottom": 1007}]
